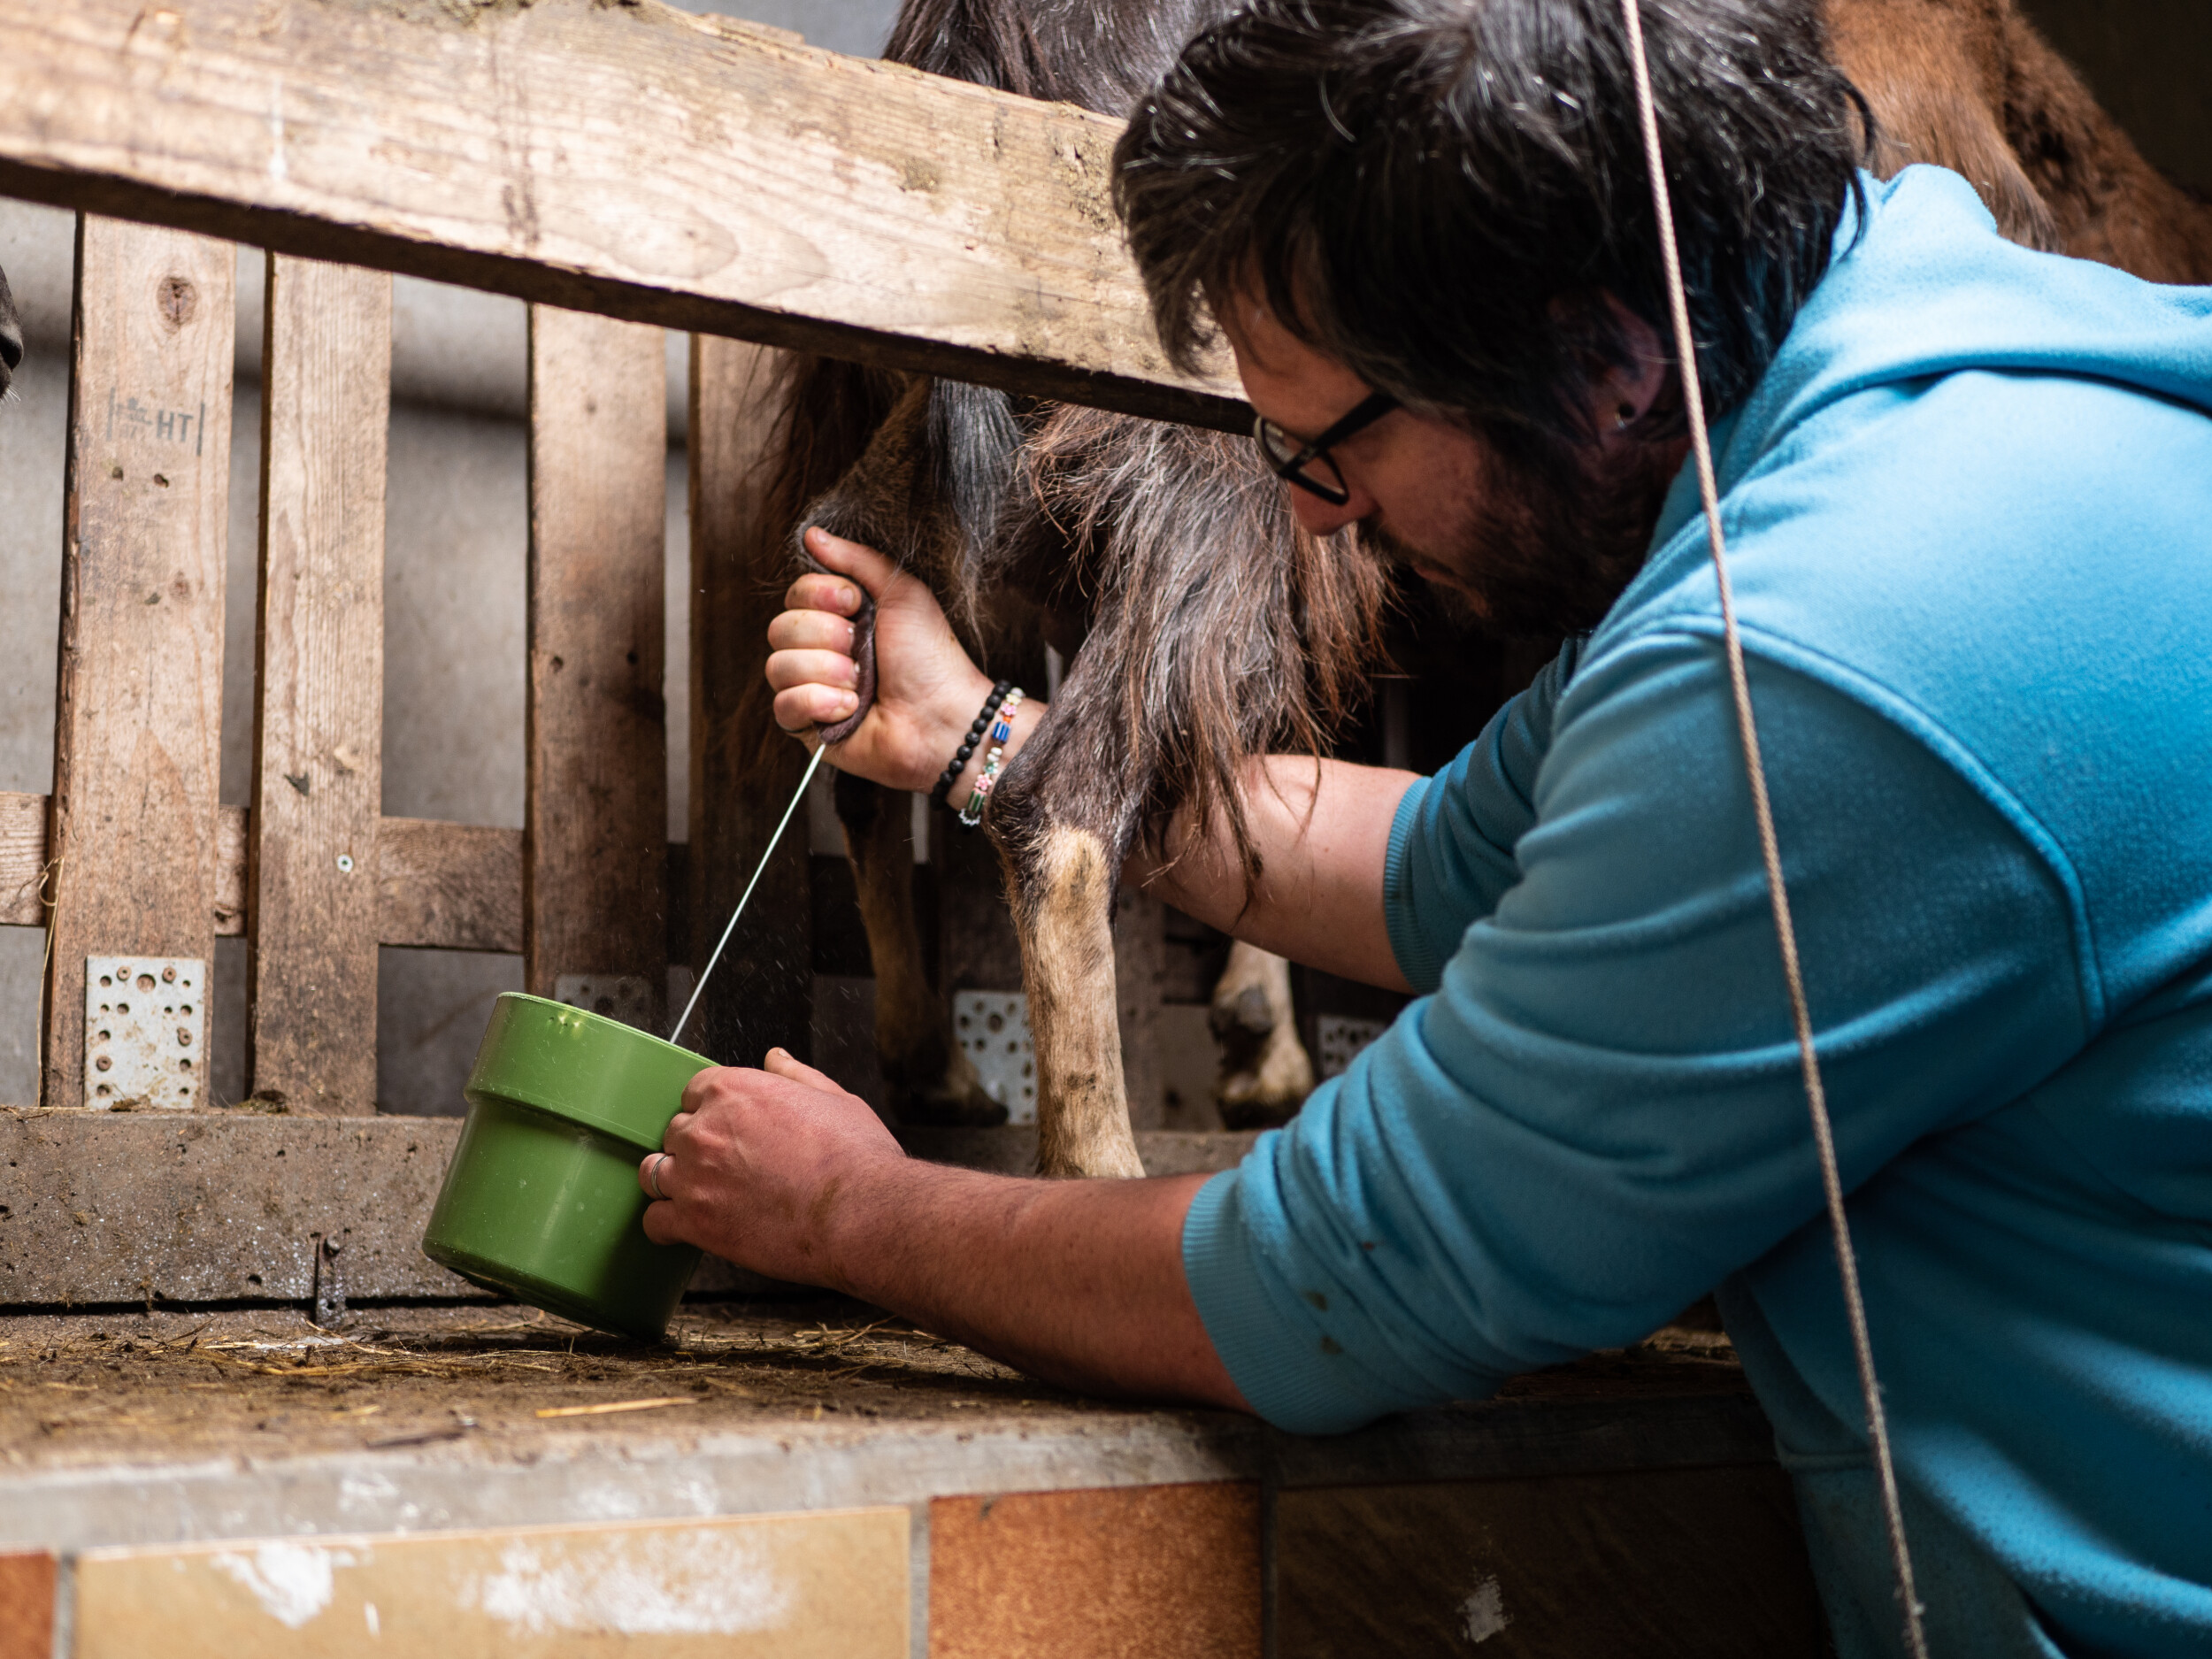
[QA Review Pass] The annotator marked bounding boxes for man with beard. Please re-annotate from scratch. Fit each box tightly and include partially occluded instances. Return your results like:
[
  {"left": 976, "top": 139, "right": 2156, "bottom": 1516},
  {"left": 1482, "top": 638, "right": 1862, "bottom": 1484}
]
[{"left": 664, "top": 0, "right": 2212, "bottom": 1652}]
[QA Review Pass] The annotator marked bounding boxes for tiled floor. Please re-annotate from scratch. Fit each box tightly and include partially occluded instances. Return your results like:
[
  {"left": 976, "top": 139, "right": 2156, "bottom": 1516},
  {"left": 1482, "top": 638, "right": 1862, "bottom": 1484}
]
[{"left": 74, "top": 1509, "right": 908, "bottom": 1659}]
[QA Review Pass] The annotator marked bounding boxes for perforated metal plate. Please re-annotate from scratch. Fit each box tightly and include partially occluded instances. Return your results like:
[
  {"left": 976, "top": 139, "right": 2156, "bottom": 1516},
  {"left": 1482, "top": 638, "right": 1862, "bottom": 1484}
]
[
  {"left": 1317, "top": 1013, "right": 1390, "bottom": 1080},
  {"left": 84, "top": 956, "right": 206, "bottom": 1110},
  {"left": 553, "top": 974, "right": 656, "bottom": 1032},
  {"left": 953, "top": 989, "right": 1036, "bottom": 1125}
]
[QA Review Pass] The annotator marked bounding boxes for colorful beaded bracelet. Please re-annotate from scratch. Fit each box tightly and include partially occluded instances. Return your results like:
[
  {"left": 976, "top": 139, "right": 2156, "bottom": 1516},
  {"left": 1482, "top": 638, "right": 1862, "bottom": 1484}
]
[
  {"left": 930, "top": 680, "right": 1011, "bottom": 808},
  {"left": 957, "top": 687, "right": 1025, "bottom": 829}
]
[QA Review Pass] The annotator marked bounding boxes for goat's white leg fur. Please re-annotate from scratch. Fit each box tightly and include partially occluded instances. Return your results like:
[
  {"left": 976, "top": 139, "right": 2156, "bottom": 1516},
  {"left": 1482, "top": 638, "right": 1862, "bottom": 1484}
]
[{"left": 1020, "top": 826, "right": 1146, "bottom": 1179}]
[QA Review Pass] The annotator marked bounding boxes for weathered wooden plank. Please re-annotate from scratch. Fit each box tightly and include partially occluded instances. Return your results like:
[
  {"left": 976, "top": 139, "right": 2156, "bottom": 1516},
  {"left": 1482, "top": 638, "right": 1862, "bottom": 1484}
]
[
  {"left": 3, "top": 799, "right": 520, "bottom": 950},
  {"left": 248, "top": 256, "right": 391, "bottom": 1116},
  {"left": 525, "top": 306, "right": 669, "bottom": 1022},
  {"left": 377, "top": 817, "right": 523, "bottom": 955},
  {"left": 45, "top": 217, "right": 235, "bottom": 1112},
  {"left": 0, "top": 793, "right": 50, "bottom": 928},
  {"left": 0, "top": 0, "right": 1245, "bottom": 431},
  {"left": 687, "top": 336, "right": 811, "bottom": 1064}
]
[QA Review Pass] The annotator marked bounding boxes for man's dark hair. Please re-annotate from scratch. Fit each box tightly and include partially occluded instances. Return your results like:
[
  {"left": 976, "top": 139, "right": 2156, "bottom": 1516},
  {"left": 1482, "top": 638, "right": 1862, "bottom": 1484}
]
[{"left": 1113, "top": 0, "right": 1871, "bottom": 440}]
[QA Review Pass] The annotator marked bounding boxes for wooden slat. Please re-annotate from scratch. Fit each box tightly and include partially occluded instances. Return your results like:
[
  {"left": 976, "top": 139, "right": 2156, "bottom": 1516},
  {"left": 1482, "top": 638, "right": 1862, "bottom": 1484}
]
[
  {"left": 0, "top": 0, "right": 1245, "bottom": 432},
  {"left": 247, "top": 256, "right": 391, "bottom": 1115},
  {"left": 0, "top": 794, "right": 49, "bottom": 927},
  {"left": 525, "top": 307, "right": 669, "bottom": 1018},
  {"left": 687, "top": 336, "right": 810, "bottom": 1064},
  {"left": 45, "top": 216, "right": 235, "bottom": 1111},
  {"left": 4, "top": 798, "right": 535, "bottom": 956},
  {"left": 377, "top": 817, "right": 523, "bottom": 955}
]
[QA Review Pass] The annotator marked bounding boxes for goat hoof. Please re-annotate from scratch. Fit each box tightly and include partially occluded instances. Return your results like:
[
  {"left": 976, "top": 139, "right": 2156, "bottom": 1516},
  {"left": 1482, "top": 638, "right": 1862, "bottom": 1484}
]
[
  {"left": 1215, "top": 1017, "right": 1316, "bottom": 1131},
  {"left": 1212, "top": 984, "right": 1274, "bottom": 1041}
]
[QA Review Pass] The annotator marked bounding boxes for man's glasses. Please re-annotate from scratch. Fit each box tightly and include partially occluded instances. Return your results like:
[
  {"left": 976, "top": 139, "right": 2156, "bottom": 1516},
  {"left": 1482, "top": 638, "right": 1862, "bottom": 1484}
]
[{"left": 1253, "top": 390, "right": 1399, "bottom": 506}]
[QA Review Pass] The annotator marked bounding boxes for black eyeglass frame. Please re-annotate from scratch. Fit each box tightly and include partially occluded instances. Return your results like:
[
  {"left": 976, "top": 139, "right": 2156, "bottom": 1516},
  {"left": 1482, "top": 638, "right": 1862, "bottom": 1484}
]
[{"left": 1254, "top": 389, "right": 1400, "bottom": 506}]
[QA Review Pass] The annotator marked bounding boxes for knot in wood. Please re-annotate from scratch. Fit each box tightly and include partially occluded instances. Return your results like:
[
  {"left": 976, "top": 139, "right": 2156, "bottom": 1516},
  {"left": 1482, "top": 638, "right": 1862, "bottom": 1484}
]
[{"left": 154, "top": 275, "right": 196, "bottom": 329}]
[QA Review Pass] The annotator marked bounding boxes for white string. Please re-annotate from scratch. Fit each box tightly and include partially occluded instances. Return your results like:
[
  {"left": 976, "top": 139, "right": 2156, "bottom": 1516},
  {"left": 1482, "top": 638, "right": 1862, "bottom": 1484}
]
[
  {"left": 668, "top": 741, "right": 828, "bottom": 1049},
  {"left": 1614, "top": 4, "right": 1930, "bottom": 1654}
]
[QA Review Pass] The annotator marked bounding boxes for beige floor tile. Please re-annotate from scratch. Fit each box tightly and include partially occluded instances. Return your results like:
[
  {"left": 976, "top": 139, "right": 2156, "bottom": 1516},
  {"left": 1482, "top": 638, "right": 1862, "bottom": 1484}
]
[{"left": 74, "top": 1507, "right": 907, "bottom": 1659}]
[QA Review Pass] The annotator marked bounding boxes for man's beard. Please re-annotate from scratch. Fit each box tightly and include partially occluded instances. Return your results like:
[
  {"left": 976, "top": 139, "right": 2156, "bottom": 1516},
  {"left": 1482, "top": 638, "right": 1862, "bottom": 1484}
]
[{"left": 1367, "top": 421, "right": 1678, "bottom": 641}]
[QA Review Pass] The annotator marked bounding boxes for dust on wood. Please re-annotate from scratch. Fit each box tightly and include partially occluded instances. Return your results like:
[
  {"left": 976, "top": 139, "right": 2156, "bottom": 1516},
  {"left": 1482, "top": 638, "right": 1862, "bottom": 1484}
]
[
  {"left": 249, "top": 256, "right": 392, "bottom": 1114},
  {"left": 525, "top": 307, "right": 668, "bottom": 1017},
  {"left": 375, "top": 816, "right": 524, "bottom": 952},
  {"left": 46, "top": 218, "right": 236, "bottom": 1111},
  {"left": 0, "top": 795, "right": 523, "bottom": 952}
]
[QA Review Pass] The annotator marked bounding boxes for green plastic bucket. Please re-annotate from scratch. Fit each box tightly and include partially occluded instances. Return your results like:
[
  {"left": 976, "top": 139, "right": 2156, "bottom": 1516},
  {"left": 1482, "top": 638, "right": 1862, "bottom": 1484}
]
[{"left": 421, "top": 993, "right": 712, "bottom": 1340}]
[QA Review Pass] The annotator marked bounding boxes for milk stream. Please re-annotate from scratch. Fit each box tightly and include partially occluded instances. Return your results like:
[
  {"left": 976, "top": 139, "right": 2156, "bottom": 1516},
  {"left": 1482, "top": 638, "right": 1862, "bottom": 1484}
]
[{"left": 668, "top": 742, "right": 828, "bottom": 1049}]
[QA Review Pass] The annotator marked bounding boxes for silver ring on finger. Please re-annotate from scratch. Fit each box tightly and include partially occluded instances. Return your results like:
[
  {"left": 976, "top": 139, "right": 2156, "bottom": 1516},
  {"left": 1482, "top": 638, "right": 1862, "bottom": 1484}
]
[{"left": 648, "top": 1152, "right": 672, "bottom": 1202}]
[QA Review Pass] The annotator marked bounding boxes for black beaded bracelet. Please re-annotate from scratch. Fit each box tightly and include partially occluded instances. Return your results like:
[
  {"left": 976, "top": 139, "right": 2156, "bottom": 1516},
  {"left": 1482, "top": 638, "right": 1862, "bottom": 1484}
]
[{"left": 930, "top": 680, "right": 1012, "bottom": 807}]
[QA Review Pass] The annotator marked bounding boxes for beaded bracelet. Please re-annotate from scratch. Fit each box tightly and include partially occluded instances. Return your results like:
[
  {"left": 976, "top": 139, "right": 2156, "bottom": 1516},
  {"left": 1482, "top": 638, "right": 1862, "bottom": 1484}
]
[
  {"left": 957, "top": 687, "right": 1025, "bottom": 829},
  {"left": 930, "top": 680, "right": 1011, "bottom": 808}
]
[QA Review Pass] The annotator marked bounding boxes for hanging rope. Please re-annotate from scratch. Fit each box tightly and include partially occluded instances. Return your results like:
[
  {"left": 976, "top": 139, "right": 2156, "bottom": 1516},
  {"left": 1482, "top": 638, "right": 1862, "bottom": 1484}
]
[
  {"left": 1614, "top": 4, "right": 1930, "bottom": 1653},
  {"left": 669, "top": 742, "right": 828, "bottom": 1050}
]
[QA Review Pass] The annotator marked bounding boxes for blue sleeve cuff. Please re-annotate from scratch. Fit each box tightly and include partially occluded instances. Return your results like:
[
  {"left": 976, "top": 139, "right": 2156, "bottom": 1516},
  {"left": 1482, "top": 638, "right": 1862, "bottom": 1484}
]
[
  {"left": 1181, "top": 1157, "right": 1408, "bottom": 1435},
  {"left": 1383, "top": 776, "right": 1444, "bottom": 993}
]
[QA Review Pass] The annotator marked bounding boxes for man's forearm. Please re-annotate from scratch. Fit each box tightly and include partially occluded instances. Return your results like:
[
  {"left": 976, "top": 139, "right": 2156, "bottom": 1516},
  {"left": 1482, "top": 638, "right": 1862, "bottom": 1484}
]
[
  {"left": 1132, "top": 755, "right": 1418, "bottom": 992},
  {"left": 827, "top": 1159, "right": 1250, "bottom": 1410}
]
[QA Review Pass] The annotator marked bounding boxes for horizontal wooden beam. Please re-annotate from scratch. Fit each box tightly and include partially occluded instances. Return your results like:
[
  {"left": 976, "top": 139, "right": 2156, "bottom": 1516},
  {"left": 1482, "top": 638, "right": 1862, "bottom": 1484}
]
[
  {"left": 376, "top": 816, "right": 524, "bottom": 956},
  {"left": 0, "top": 0, "right": 1247, "bottom": 431},
  {"left": 0, "top": 792, "right": 523, "bottom": 953}
]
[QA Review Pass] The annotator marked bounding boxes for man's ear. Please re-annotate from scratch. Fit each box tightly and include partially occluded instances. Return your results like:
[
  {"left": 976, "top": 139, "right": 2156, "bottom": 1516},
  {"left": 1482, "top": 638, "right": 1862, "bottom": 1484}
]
[{"left": 1551, "top": 289, "right": 1671, "bottom": 440}]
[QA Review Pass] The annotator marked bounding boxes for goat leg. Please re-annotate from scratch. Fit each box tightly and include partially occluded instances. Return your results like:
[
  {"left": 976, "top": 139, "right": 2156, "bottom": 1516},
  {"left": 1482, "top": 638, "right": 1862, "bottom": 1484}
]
[
  {"left": 836, "top": 771, "right": 1003, "bottom": 1125},
  {"left": 1210, "top": 941, "right": 1315, "bottom": 1130}
]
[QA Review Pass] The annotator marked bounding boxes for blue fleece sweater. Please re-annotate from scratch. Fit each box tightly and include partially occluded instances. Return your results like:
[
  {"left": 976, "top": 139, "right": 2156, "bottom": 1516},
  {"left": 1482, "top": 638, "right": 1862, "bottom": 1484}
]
[{"left": 1181, "top": 166, "right": 2212, "bottom": 1658}]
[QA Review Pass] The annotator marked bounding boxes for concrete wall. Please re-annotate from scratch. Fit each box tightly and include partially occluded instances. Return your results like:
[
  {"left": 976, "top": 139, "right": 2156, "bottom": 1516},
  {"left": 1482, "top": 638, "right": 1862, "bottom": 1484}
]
[{"left": 0, "top": 0, "right": 902, "bottom": 1110}]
